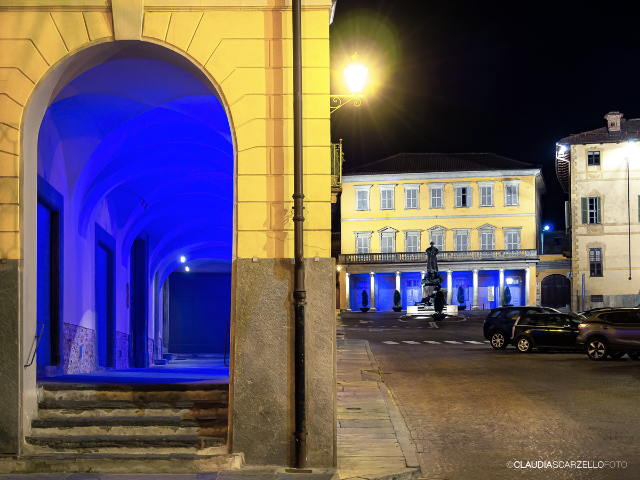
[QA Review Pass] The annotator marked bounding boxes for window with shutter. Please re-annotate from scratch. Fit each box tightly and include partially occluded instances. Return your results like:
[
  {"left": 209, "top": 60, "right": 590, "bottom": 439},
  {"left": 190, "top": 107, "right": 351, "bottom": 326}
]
[
  {"left": 380, "top": 188, "right": 394, "bottom": 210},
  {"left": 455, "top": 231, "right": 469, "bottom": 251},
  {"left": 405, "top": 188, "right": 418, "bottom": 209},
  {"left": 381, "top": 235, "right": 394, "bottom": 253},
  {"left": 431, "top": 188, "right": 443, "bottom": 208},
  {"left": 480, "top": 231, "right": 494, "bottom": 250},
  {"left": 505, "top": 231, "right": 520, "bottom": 250},
  {"left": 505, "top": 185, "right": 518, "bottom": 205},
  {"left": 405, "top": 233, "right": 419, "bottom": 252},
  {"left": 356, "top": 190, "right": 368, "bottom": 210},
  {"left": 585, "top": 197, "right": 601, "bottom": 224},
  {"left": 456, "top": 187, "right": 468, "bottom": 207},
  {"left": 480, "top": 186, "right": 493, "bottom": 207},
  {"left": 588, "top": 151, "right": 601, "bottom": 166},
  {"left": 356, "top": 235, "right": 370, "bottom": 253}
]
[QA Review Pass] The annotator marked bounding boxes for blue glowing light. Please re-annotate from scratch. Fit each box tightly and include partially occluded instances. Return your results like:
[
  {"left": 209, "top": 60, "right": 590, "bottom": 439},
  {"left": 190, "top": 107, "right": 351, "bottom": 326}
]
[
  {"left": 544, "top": 225, "right": 551, "bottom": 231},
  {"left": 38, "top": 56, "right": 233, "bottom": 282}
]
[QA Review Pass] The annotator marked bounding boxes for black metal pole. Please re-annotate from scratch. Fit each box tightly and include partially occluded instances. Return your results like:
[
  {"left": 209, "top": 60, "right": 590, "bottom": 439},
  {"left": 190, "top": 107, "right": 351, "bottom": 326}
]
[
  {"left": 628, "top": 156, "right": 632, "bottom": 280},
  {"left": 292, "top": 0, "right": 307, "bottom": 469}
]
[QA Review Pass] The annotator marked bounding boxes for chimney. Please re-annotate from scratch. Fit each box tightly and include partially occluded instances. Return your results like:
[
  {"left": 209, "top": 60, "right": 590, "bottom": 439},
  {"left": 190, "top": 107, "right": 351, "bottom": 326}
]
[{"left": 604, "top": 111, "right": 623, "bottom": 132}]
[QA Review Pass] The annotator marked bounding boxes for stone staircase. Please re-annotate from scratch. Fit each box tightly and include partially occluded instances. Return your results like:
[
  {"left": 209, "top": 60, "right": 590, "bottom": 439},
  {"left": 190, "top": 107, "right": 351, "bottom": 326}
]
[{"left": 21, "top": 382, "right": 238, "bottom": 469}]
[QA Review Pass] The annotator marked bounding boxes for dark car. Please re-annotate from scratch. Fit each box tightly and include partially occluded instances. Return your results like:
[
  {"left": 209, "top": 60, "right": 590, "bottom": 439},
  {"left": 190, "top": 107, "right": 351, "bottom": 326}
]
[
  {"left": 484, "top": 307, "right": 553, "bottom": 349},
  {"left": 511, "top": 314, "right": 583, "bottom": 352},
  {"left": 576, "top": 308, "right": 640, "bottom": 361}
]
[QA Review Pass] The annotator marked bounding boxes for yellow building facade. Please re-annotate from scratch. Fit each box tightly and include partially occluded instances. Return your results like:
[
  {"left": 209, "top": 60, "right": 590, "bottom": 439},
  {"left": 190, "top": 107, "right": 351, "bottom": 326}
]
[
  {"left": 557, "top": 111, "right": 640, "bottom": 311},
  {"left": 337, "top": 153, "right": 545, "bottom": 311},
  {"left": 0, "top": 0, "right": 335, "bottom": 467}
]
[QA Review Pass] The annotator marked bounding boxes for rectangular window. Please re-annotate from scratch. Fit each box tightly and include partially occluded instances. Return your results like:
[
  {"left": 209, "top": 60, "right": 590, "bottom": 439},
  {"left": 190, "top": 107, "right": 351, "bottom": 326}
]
[
  {"left": 431, "top": 187, "right": 443, "bottom": 208},
  {"left": 356, "top": 235, "right": 370, "bottom": 254},
  {"left": 380, "top": 235, "right": 394, "bottom": 253},
  {"left": 456, "top": 187, "right": 468, "bottom": 208},
  {"left": 480, "top": 231, "right": 494, "bottom": 250},
  {"left": 581, "top": 197, "right": 602, "bottom": 224},
  {"left": 380, "top": 188, "right": 394, "bottom": 210},
  {"left": 405, "top": 233, "right": 419, "bottom": 252},
  {"left": 455, "top": 232, "right": 469, "bottom": 251},
  {"left": 505, "top": 231, "right": 519, "bottom": 250},
  {"left": 431, "top": 231, "right": 444, "bottom": 251},
  {"left": 405, "top": 188, "right": 418, "bottom": 209},
  {"left": 505, "top": 185, "right": 518, "bottom": 206},
  {"left": 589, "top": 248, "right": 603, "bottom": 276},
  {"left": 356, "top": 190, "right": 369, "bottom": 211},
  {"left": 588, "top": 151, "right": 601, "bottom": 166},
  {"left": 480, "top": 186, "right": 493, "bottom": 207}
]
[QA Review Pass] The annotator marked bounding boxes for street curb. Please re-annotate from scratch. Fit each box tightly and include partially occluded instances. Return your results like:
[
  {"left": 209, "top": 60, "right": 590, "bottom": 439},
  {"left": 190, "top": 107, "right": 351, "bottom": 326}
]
[{"left": 363, "top": 341, "right": 421, "bottom": 474}]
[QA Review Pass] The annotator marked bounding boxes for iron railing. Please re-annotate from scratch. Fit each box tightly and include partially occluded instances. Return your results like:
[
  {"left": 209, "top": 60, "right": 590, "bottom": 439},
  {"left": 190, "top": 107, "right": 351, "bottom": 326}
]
[
  {"left": 331, "top": 140, "right": 344, "bottom": 188},
  {"left": 338, "top": 249, "right": 538, "bottom": 264}
]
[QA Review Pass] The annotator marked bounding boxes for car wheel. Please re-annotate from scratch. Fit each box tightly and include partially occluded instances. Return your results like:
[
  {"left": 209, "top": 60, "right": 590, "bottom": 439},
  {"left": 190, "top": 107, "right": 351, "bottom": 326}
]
[
  {"left": 610, "top": 352, "right": 625, "bottom": 360},
  {"left": 516, "top": 337, "right": 532, "bottom": 353},
  {"left": 586, "top": 338, "right": 609, "bottom": 361},
  {"left": 490, "top": 331, "right": 508, "bottom": 350}
]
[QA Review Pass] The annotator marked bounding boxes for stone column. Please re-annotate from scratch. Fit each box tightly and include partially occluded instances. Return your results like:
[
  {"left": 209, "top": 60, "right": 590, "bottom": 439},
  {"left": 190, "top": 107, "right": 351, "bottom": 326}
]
[
  {"left": 499, "top": 268, "right": 505, "bottom": 306},
  {"left": 447, "top": 270, "right": 453, "bottom": 304},
  {"left": 472, "top": 269, "right": 479, "bottom": 309},
  {"left": 345, "top": 272, "right": 351, "bottom": 311},
  {"left": 395, "top": 271, "right": 401, "bottom": 292},
  {"left": 525, "top": 267, "right": 531, "bottom": 306},
  {"left": 369, "top": 272, "right": 376, "bottom": 311}
]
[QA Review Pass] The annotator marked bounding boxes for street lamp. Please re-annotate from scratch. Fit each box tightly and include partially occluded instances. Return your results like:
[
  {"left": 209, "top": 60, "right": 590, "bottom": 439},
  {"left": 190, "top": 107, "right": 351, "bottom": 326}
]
[
  {"left": 627, "top": 140, "right": 636, "bottom": 280},
  {"left": 330, "top": 54, "right": 368, "bottom": 114}
]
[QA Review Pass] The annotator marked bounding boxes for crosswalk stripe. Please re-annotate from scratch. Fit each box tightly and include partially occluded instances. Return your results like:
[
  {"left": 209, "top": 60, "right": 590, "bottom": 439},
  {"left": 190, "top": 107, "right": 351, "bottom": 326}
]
[
  {"left": 424, "top": 341, "right": 440, "bottom": 344},
  {"left": 382, "top": 341, "right": 399, "bottom": 344},
  {"left": 444, "top": 341, "right": 462, "bottom": 344},
  {"left": 464, "top": 341, "right": 484, "bottom": 344},
  {"left": 402, "top": 341, "right": 420, "bottom": 344}
]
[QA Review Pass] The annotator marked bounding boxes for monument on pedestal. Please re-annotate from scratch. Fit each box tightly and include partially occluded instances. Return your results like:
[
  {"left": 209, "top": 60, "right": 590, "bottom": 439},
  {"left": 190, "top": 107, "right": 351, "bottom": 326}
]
[{"left": 415, "top": 242, "right": 444, "bottom": 311}]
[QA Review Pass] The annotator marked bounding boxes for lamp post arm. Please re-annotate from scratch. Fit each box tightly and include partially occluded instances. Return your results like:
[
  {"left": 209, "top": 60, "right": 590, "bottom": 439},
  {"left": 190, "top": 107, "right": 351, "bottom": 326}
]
[{"left": 330, "top": 94, "right": 364, "bottom": 114}]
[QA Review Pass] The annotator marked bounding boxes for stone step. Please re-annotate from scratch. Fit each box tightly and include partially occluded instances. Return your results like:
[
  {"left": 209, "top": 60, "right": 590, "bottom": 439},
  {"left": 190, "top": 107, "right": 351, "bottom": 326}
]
[
  {"left": 30, "top": 416, "right": 227, "bottom": 437},
  {"left": 24, "top": 435, "right": 226, "bottom": 452},
  {"left": 37, "top": 400, "right": 227, "bottom": 419},
  {"left": 40, "top": 382, "right": 229, "bottom": 403}
]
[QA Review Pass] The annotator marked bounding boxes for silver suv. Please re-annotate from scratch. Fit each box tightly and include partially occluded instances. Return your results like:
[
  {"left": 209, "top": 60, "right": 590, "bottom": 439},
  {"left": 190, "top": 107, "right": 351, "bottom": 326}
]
[{"left": 576, "top": 308, "right": 640, "bottom": 361}]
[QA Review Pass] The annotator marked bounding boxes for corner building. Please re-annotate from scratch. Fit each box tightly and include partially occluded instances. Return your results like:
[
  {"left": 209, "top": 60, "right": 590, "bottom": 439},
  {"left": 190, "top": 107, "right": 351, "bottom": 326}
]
[
  {"left": 0, "top": 0, "right": 335, "bottom": 467},
  {"left": 337, "top": 153, "right": 545, "bottom": 311},
  {"left": 557, "top": 112, "right": 640, "bottom": 311}
]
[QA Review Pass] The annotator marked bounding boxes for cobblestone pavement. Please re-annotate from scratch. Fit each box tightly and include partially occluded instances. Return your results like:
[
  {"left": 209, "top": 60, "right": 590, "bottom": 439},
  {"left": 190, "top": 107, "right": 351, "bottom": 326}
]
[{"left": 339, "top": 311, "right": 640, "bottom": 480}]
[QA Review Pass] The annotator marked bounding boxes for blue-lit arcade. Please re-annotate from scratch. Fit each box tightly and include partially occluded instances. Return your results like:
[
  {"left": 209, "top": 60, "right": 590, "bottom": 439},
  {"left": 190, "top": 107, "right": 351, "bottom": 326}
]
[{"left": 35, "top": 43, "right": 233, "bottom": 376}]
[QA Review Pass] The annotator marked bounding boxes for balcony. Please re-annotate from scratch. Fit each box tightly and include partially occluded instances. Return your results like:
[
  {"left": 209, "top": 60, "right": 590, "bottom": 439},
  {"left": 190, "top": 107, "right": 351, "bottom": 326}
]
[{"left": 338, "top": 249, "right": 539, "bottom": 264}]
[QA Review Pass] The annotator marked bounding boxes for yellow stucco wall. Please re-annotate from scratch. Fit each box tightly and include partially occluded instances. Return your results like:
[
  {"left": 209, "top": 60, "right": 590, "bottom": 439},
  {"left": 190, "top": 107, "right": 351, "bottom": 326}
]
[
  {"left": 569, "top": 141, "right": 640, "bottom": 308},
  {"left": 340, "top": 174, "right": 539, "bottom": 253},
  {"left": 0, "top": 0, "right": 332, "bottom": 260}
]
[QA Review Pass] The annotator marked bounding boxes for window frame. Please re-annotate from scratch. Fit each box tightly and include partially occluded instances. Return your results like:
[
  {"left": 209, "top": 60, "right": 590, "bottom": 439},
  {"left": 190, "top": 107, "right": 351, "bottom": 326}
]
[
  {"left": 354, "top": 231, "right": 372, "bottom": 254},
  {"left": 477, "top": 224, "right": 496, "bottom": 251},
  {"left": 589, "top": 247, "right": 603, "bottom": 277},
  {"left": 478, "top": 181, "right": 495, "bottom": 208},
  {"left": 453, "top": 183, "right": 471, "bottom": 208},
  {"left": 502, "top": 180, "right": 521, "bottom": 207},
  {"left": 587, "top": 150, "right": 601, "bottom": 167},
  {"left": 428, "top": 183, "right": 445, "bottom": 209},
  {"left": 403, "top": 229, "right": 421, "bottom": 252},
  {"left": 353, "top": 185, "right": 372, "bottom": 212},
  {"left": 427, "top": 225, "right": 445, "bottom": 251},
  {"left": 453, "top": 228, "right": 470, "bottom": 251},
  {"left": 403, "top": 184, "right": 420, "bottom": 210},
  {"left": 378, "top": 227, "right": 397, "bottom": 254},
  {"left": 503, "top": 227, "right": 522, "bottom": 250},
  {"left": 378, "top": 184, "right": 396, "bottom": 211}
]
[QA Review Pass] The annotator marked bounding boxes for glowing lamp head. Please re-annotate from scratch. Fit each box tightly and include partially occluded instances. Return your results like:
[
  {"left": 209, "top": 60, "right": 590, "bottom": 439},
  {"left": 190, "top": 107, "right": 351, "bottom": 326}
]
[
  {"left": 544, "top": 225, "right": 551, "bottom": 231},
  {"left": 344, "top": 63, "right": 368, "bottom": 94},
  {"left": 180, "top": 255, "right": 186, "bottom": 263},
  {"left": 506, "top": 278, "right": 514, "bottom": 285},
  {"left": 337, "top": 266, "right": 342, "bottom": 271},
  {"left": 185, "top": 266, "right": 190, "bottom": 272}
]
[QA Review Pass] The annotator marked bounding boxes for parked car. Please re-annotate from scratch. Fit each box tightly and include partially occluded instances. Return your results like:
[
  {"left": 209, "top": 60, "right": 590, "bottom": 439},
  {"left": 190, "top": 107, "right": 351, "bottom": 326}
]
[
  {"left": 576, "top": 308, "right": 640, "bottom": 361},
  {"left": 484, "top": 307, "right": 554, "bottom": 349},
  {"left": 511, "top": 313, "right": 583, "bottom": 352}
]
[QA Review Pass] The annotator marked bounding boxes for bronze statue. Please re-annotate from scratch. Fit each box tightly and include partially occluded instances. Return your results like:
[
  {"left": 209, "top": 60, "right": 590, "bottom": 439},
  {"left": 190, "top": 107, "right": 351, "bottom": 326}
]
[{"left": 425, "top": 241, "right": 439, "bottom": 274}]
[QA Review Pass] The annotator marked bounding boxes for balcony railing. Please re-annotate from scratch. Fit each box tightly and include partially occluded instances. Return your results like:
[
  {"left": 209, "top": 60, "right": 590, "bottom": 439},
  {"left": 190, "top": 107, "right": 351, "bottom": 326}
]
[{"left": 338, "top": 249, "right": 538, "bottom": 264}]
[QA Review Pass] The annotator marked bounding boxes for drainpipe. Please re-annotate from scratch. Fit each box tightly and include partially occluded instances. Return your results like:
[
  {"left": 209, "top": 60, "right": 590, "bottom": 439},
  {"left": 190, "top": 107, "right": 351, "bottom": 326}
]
[{"left": 292, "top": 0, "right": 307, "bottom": 469}]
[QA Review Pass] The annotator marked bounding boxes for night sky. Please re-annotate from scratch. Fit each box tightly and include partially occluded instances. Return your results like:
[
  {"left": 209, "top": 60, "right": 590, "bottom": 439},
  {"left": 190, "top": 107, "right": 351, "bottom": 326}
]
[{"left": 329, "top": 0, "right": 640, "bottom": 227}]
